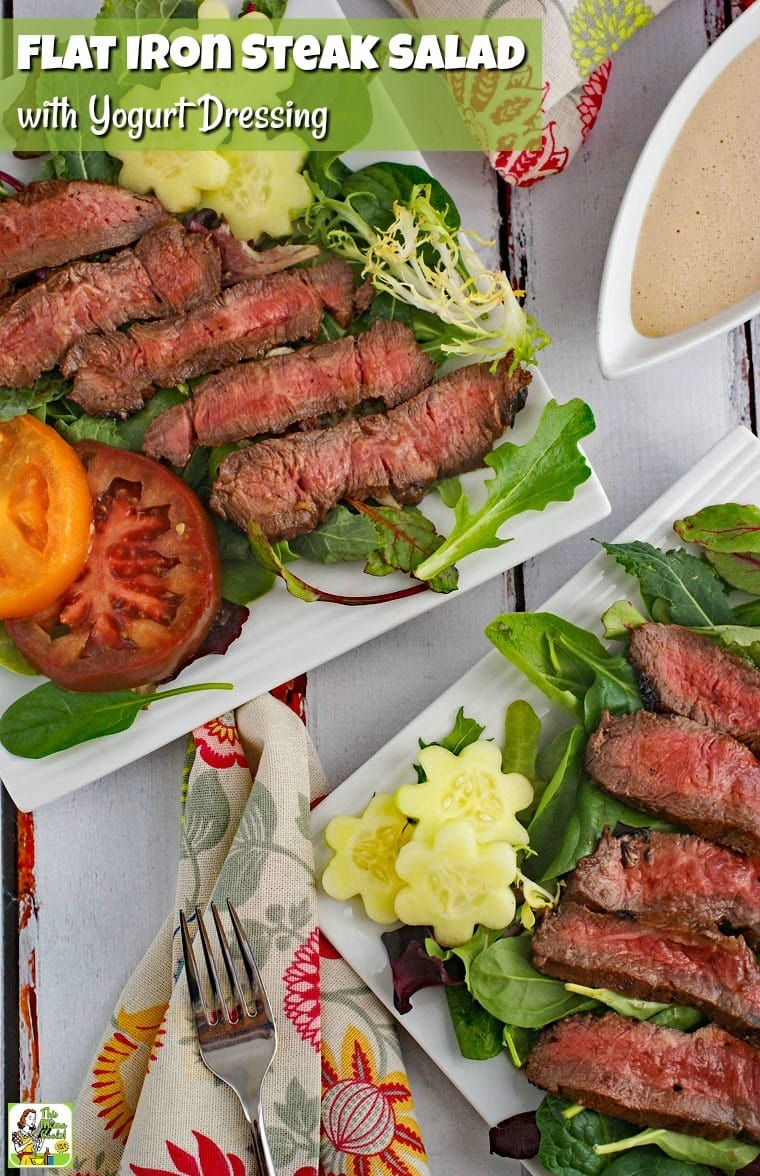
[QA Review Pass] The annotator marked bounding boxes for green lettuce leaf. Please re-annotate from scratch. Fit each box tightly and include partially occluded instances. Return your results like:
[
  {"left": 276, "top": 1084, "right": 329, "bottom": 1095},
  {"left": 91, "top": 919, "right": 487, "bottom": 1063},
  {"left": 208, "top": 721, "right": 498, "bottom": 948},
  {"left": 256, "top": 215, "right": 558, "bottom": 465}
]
[{"left": 415, "top": 399, "right": 595, "bottom": 583}]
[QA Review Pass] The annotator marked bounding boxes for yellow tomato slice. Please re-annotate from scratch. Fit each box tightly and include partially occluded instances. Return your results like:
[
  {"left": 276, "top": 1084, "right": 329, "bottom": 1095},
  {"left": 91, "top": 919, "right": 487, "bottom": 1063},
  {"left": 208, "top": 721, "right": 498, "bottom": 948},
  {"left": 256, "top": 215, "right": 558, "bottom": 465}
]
[{"left": 0, "top": 415, "right": 92, "bottom": 619}]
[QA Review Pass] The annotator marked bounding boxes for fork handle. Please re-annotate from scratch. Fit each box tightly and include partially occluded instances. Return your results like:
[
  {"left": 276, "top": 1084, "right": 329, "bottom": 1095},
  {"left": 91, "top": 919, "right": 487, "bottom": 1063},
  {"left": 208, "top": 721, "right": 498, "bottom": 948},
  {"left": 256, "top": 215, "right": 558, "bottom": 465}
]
[{"left": 244, "top": 1108, "right": 276, "bottom": 1176}]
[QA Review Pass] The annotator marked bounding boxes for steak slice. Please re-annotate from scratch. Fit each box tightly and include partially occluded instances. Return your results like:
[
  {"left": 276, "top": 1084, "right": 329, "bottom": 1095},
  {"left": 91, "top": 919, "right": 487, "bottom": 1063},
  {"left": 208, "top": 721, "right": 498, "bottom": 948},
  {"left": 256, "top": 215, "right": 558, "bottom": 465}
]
[
  {"left": 0, "top": 180, "right": 167, "bottom": 281},
  {"left": 142, "top": 321, "right": 436, "bottom": 465},
  {"left": 0, "top": 223, "right": 220, "bottom": 388},
  {"left": 585, "top": 710, "right": 760, "bottom": 856},
  {"left": 628, "top": 623, "right": 760, "bottom": 755},
  {"left": 525, "top": 1012, "right": 760, "bottom": 1143},
  {"left": 62, "top": 260, "right": 360, "bottom": 418},
  {"left": 566, "top": 828, "right": 760, "bottom": 950},
  {"left": 531, "top": 900, "right": 760, "bottom": 1041},
  {"left": 210, "top": 356, "right": 531, "bottom": 541}
]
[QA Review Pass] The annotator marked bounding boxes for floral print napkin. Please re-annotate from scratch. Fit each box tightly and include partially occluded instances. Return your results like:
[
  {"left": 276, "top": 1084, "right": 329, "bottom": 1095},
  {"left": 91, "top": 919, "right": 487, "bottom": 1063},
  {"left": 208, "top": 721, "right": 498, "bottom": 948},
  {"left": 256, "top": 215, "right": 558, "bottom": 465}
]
[
  {"left": 384, "top": 0, "right": 670, "bottom": 185},
  {"left": 72, "top": 690, "right": 428, "bottom": 1176}
]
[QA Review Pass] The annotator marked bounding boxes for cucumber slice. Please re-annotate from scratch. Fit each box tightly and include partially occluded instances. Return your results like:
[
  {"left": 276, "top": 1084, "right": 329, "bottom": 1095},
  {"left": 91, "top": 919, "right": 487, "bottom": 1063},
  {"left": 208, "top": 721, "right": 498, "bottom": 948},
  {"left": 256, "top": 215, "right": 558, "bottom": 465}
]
[{"left": 201, "top": 150, "right": 311, "bottom": 242}]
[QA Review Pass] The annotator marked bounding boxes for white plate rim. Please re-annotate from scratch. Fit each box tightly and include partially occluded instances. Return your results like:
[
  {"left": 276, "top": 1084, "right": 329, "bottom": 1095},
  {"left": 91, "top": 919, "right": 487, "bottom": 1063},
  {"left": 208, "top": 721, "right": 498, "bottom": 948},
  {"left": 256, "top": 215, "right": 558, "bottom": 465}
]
[
  {"left": 313, "top": 424, "right": 760, "bottom": 1143},
  {"left": 597, "top": 4, "right": 760, "bottom": 380}
]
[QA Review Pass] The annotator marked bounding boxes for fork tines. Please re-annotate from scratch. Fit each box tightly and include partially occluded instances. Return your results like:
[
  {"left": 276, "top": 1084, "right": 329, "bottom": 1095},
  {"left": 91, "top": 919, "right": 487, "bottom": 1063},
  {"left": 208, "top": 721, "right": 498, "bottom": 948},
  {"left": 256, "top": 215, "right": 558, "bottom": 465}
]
[{"left": 180, "top": 900, "right": 274, "bottom": 1030}]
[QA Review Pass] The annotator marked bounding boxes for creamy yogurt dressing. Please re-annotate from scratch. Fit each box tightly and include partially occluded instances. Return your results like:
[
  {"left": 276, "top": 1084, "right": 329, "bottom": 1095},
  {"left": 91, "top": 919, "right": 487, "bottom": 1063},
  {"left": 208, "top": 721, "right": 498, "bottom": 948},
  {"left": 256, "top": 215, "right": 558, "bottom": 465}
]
[{"left": 631, "top": 37, "right": 760, "bottom": 339}]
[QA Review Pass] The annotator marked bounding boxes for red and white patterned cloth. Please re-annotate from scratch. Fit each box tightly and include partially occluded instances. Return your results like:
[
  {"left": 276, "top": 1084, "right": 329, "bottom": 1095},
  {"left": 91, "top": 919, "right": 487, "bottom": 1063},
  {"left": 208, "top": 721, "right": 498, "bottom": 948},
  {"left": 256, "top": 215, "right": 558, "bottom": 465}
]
[{"left": 72, "top": 694, "right": 428, "bottom": 1176}]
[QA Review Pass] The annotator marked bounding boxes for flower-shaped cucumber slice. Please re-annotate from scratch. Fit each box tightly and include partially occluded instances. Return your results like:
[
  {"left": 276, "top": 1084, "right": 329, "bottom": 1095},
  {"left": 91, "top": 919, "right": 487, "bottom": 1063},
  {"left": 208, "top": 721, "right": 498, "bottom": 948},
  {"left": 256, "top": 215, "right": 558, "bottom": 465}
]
[
  {"left": 394, "top": 819, "right": 518, "bottom": 946},
  {"left": 322, "top": 793, "right": 412, "bottom": 924},
  {"left": 396, "top": 740, "right": 532, "bottom": 845}
]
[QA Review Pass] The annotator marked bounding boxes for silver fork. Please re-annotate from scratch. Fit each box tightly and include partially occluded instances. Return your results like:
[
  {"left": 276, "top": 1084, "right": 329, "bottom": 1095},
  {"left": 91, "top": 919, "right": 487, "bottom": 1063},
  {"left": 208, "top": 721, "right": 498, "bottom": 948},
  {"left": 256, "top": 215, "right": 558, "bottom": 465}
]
[{"left": 180, "top": 900, "right": 278, "bottom": 1176}]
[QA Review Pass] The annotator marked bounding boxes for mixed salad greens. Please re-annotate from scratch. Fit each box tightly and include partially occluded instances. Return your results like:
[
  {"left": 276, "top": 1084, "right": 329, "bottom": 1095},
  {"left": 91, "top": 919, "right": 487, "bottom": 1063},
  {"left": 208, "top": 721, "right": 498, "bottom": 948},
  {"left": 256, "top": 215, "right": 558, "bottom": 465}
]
[
  {"left": 0, "top": 4, "right": 600, "bottom": 758},
  {"left": 320, "top": 499, "right": 760, "bottom": 1176}
]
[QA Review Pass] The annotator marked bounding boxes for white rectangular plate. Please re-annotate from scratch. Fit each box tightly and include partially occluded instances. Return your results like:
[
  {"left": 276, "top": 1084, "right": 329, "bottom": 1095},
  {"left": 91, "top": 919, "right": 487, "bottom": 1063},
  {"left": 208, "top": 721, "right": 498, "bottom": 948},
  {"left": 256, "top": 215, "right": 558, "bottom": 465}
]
[
  {"left": 0, "top": 358, "right": 608, "bottom": 810},
  {"left": 312, "top": 425, "right": 760, "bottom": 1142}
]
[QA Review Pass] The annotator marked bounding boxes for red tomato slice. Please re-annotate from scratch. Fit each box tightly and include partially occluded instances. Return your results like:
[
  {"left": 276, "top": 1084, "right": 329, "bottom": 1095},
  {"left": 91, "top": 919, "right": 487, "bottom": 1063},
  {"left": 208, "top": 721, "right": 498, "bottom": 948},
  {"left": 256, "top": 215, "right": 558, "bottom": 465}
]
[{"left": 7, "top": 441, "right": 222, "bottom": 692}]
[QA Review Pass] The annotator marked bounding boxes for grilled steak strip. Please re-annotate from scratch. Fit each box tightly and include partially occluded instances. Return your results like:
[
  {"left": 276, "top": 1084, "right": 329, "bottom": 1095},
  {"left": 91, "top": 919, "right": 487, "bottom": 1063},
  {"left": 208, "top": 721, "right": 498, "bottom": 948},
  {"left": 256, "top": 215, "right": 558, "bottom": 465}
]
[
  {"left": 62, "top": 259, "right": 361, "bottom": 418},
  {"left": 0, "top": 180, "right": 167, "bottom": 282},
  {"left": 585, "top": 710, "right": 760, "bottom": 856},
  {"left": 525, "top": 1012, "right": 760, "bottom": 1143},
  {"left": 566, "top": 828, "right": 760, "bottom": 951},
  {"left": 628, "top": 623, "right": 760, "bottom": 755},
  {"left": 210, "top": 356, "right": 531, "bottom": 541},
  {"left": 531, "top": 900, "right": 760, "bottom": 1041},
  {"left": 0, "top": 223, "right": 221, "bottom": 388},
  {"left": 142, "top": 321, "right": 436, "bottom": 466}
]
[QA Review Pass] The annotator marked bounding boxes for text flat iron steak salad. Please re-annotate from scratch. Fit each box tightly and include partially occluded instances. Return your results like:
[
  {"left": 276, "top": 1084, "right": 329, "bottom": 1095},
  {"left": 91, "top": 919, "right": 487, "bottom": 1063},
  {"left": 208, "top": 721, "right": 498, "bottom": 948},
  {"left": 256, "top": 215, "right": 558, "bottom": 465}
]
[
  {"left": 319, "top": 499, "right": 760, "bottom": 1176},
  {"left": 0, "top": 152, "right": 594, "bottom": 759}
]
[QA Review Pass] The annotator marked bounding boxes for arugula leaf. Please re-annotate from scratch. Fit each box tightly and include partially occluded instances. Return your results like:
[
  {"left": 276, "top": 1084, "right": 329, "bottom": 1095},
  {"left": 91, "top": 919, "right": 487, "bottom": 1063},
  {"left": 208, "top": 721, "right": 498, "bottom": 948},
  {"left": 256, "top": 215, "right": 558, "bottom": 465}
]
[
  {"left": 0, "top": 680, "right": 232, "bottom": 758},
  {"left": 469, "top": 935, "right": 596, "bottom": 1029},
  {"left": 595, "top": 1126, "right": 759, "bottom": 1172},
  {"left": 60, "top": 387, "right": 187, "bottom": 451},
  {"left": 0, "top": 374, "right": 71, "bottom": 422},
  {"left": 290, "top": 505, "right": 380, "bottom": 564},
  {"left": 351, "top": 501, "right": 459, "bottom": 594},
  {"left": 675, "top": 502, "right": 760, "bottom": 595},
  {"left": 413, "top": 706, "right": 485, "bottom": 780},
  {"left": 502, "top": 699, "right": 541, "bottom": 779},
  {"left": 601, "top": 540, "right": 735, "bottom": 627},
  {"left": 485, "top": 612, "right": 641, "bottom": 728},
  {"left": 416, "top": 399, "right": 595, "bottom": 582},
  {"left": 435, "top": 476, "right": 463, "bottom": 508},
  {"left": 0, "top": 625, "right": 35, "bottom": 676}
]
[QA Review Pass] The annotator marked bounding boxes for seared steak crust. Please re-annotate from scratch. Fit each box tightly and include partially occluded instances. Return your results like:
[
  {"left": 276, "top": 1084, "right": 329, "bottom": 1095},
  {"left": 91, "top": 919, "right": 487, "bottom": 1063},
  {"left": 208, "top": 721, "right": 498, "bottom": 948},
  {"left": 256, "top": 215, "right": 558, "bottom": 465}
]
[
  {"left": 0, "top": 180, "right": 167, "bottom": 281},
  {"left": 210, "top": 356, "right": 531, "bottom": 540},
  {"left": 566, "top": 828, "right": 760, "bottom": 950},
  {"left": 628, "top": 623, "right": 760, "bottom": 755},
  {"left": 62, "top": 260, "right": 359, "bottom": 418},
  {"left": 525, "top": 1012, "right": 760, "bottom": 1143},
  {"left": 585, "top": 710, "right": 760, "bottom": 856},
  {"left": 143, "top": 321, "right": 436, "bottom": 465},
  {"left": 0, "top": 223, "right": 220, "bottom": 388},
  {"left": 531, "top": 901, "right": 760, "bottom": 1041}
]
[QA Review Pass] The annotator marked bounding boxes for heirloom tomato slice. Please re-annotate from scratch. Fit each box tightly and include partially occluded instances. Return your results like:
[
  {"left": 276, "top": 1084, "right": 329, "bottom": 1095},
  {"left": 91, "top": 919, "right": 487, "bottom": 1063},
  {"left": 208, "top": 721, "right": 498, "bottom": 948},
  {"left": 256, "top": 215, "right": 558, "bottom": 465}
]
[
  {"left": 7, "top": 441, "right": 222, "bottom": 691},
  {"left": 0, "top": 414, "right": 92, "bottom": 620}
]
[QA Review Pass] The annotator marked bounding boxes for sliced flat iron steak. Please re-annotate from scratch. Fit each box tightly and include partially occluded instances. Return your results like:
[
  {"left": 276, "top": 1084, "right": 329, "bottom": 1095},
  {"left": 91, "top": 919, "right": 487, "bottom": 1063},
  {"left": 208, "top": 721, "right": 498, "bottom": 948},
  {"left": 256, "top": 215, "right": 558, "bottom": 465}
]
[
  {"left": 210, "top": 356, "right": 531, "bottom": 541},
  {"left": 525, "top": 1012, "right": 760, "bottom": 1143}
]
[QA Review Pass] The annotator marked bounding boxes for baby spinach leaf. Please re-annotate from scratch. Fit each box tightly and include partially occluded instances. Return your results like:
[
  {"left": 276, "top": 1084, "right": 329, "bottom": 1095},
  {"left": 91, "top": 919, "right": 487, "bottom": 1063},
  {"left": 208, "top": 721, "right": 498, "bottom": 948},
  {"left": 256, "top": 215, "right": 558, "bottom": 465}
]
[
  {"left": 444, "top": 985, "right": 504, "bottom": 1060},
  {"left": 0, "top": 680, "right": 232, "bottom": 758},
  {"left": 423, "top": 706, "right": 485, "bottom": 759},
  {"left": 596, "top": 1126, "right": 759, "bottom": 1173},
  {"left": 502, "top": 1023, "right": 539, "bottom": 1068},
  {"left": 416, "top": 399, "right": 594, "bottom": 583},
  {"left": 675, "top": 502, "right": 760, "bottom": 595},
  {"left": 486, "top": 613, "right": 641, "bottom": 728},
  {"left": 351, "top": 501, "right": 458, "bottom": 594},
  {"left": 0, "top": 373, "right": 71, "bottom": 422},
  {"left": 60, "top": 386, "right": 187, "bottom": 452},
  {"left": 469, "top": 935, "right": 595, "bottom": 1029},
  {"left": 0, "top": 625, "right": 35, "bottom": 676},
  {"left": 46, "top": 149, "right": 120, "bottom": 183},
  {"left": 425, "top": 923, "right": 499, "bottom": 986},
  {"left": 537, "top": 1095, "right": 634, "bottom": 1176},
  {"left": 601, "top": 541, "right": 735, "bottom": 627},
  {"left": 563, "top": 985, "right": 671, "bottom": 1021},
  {"left": 290, "top": 505, "right": 381, "bottom": 564},
  {"left": 435, "top": 476, "right": 463, "bottom": 509},
  {"left": 603, "top": 1152, "right": 710, "bottom": 1175},
  {"left": 503, "top": 699, "right": 541, "bottom": 780},
  {"left": 733, "top": 598, "right": 760, "bottom": 626},
  {"left": 649, "top": 1005, "right": 704, "bottom": 1030},
  {"left": 213, "top": 518, "right": 276, "bottom": 606}
]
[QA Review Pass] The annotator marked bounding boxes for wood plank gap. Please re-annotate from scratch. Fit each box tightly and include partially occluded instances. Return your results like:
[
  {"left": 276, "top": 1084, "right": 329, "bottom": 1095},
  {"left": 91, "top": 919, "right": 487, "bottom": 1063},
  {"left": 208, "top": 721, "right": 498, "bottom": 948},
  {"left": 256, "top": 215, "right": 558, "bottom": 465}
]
[
  {"left": 497, "top": 176, "right": 526, "bottom": 616},
  {"left": 744, "top": 321, "right": 758, "bottom": 435}
]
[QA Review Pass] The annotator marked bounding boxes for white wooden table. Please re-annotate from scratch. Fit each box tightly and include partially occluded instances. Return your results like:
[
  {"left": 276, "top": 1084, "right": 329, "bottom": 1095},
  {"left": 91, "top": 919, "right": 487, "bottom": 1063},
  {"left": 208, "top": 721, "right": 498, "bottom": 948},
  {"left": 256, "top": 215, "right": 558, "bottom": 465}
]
[{"left": 4, "top": 0, "right": 758, "bottom": 1171}]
